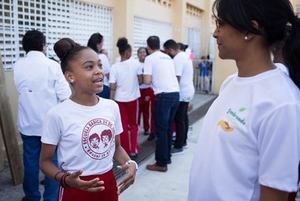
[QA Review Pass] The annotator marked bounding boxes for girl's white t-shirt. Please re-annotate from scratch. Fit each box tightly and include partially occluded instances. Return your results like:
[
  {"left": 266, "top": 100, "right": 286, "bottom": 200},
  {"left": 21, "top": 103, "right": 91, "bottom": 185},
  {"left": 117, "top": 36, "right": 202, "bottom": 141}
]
[
  {"left": 109, "top": 59, "right": 141, "bottom": 102},
  {"left": 41, "top": 98, "right": 123, "bottom": 176},
  {"left": 137, "top": 61, "right": 152, "bottom": 89},
  {"left": 188, "top": 68, "right": 300, "bottom": 201},
  {"left": 98, "top": 53, "right": 111, "bottom": 86}
]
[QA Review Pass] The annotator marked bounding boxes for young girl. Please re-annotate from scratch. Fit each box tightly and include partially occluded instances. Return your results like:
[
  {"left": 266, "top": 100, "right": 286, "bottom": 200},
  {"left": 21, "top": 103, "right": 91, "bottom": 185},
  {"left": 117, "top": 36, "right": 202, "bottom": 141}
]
[
  {"left": 109, "top": 38, "right": 140, "bottom": 158},
  {"left": 188, "top": 0, "right": 300, "bottom": 201},
  {"left": 137, "top": 47, "right": 155, "bottom": 139},
  {"left": 40, "top": 38, "right": 137, "bottom": 201},
  {"left": 87, "top": 33, "right": 111, "bottom": 99}
]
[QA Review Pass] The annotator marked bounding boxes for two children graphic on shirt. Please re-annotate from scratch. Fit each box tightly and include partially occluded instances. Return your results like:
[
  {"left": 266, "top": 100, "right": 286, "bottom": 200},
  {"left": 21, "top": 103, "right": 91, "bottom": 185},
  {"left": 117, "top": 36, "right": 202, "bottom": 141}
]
[{"left": 89, "top": 129, "right": 113, "bottom": 150}]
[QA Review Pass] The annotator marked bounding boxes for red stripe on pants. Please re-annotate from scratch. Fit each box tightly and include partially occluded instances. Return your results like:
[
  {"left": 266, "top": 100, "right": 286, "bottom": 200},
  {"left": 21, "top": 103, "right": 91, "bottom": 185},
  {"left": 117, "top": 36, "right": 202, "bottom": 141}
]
[
  {"left": 117, "top": 99, "right": 139, "bottom": 154},
  {"left": 138, "top": 87, "right": 155, "bottom": 133},
  {"left": 58, "top": 170, "right": 118, "bottom": 201}
]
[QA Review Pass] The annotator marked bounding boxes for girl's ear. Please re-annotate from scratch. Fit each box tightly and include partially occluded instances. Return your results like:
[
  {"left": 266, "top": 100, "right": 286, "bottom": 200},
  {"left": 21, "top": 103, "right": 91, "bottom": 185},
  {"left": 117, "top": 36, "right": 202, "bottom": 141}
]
[{"left": 65, "top": 71, "right": 75, "bottom": 84}]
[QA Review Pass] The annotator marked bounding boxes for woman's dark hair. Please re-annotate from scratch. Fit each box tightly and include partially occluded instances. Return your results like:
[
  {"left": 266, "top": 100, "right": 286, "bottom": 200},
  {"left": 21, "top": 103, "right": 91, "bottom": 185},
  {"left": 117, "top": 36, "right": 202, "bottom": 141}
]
[
  {"left": 22, "top": 30, "right": 46, "bottom": 53},
  {"left": 87, "top": 33, "right": 103, "bottom": 53},
  {"left": 213, "top": 0, "right": 300, "bottom": 88},
  {"left": 147, "top": 36, "right": 160, "bottom": 50},
  {"left": 137, "top": 47, "right": 149, "bottom": 55},
  {"left": 116, "top": 37, "right": 131, "bottom": 55},
  {"left": 177, "top": 43, "right": 188, "bottom": 51},
  {"left": 54, "top": 38, "right": 88, "bottom": 73}
]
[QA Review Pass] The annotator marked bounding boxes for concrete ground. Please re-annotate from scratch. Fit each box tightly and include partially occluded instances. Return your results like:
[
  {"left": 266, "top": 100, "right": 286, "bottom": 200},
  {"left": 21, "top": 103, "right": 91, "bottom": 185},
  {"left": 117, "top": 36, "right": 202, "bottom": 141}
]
[{"left": 120, "top": 118, "right": 203, "bottom": 201}]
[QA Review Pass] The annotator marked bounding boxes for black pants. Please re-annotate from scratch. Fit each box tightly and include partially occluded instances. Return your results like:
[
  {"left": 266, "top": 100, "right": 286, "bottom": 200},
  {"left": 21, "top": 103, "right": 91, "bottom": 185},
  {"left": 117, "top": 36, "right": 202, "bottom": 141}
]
[{"left": 174, "top": 101, "right": 189, "bottom": 149}]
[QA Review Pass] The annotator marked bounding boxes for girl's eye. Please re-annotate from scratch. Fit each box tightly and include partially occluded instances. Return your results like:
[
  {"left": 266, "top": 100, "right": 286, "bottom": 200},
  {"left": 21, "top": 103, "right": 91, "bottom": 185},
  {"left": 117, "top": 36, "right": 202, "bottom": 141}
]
[{"left": 86, "top": 65, "right": 93, "bottom": 69}]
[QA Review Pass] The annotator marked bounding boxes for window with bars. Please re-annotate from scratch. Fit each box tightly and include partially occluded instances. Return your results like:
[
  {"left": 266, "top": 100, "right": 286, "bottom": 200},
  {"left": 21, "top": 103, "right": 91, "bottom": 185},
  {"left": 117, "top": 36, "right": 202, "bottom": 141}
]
[
  {"left": 0, "top": 0, "right": 113, "bottom": 70},
  {"left": 133, "top": 16, "right": 173, "bottom": 58},
  {"left": 186, "top": 27, "right": 201, "bottom": 59}
]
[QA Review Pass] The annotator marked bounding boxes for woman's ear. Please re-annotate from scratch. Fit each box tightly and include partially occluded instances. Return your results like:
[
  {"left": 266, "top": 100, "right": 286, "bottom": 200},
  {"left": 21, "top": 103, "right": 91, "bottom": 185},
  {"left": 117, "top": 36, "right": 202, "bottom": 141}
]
[
  {"left": 243, "top": 20, "right": 262, "bottom": 41},
  {"left": 251, "top": 20, "right": 260, "bottom": 30}
]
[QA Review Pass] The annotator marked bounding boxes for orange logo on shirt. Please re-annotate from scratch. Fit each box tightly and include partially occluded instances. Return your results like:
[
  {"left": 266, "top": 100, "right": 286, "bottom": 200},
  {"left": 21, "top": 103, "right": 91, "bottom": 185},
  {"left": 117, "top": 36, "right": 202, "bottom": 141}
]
[{"left": 218, "top": 120, "right": 234, "bottom": 132}]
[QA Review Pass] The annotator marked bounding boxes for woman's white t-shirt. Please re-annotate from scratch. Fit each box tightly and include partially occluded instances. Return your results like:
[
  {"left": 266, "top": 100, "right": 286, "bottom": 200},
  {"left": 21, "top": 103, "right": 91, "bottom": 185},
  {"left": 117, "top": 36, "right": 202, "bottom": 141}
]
[
  {"left": 41, "top": 98, "right": 123, "bottom": 176},
  {"left": 188, "top": 68, "right": 300, "bottom": 201},
  {"left": 109, "top": 59, "right": 141, "bottom": 102}
]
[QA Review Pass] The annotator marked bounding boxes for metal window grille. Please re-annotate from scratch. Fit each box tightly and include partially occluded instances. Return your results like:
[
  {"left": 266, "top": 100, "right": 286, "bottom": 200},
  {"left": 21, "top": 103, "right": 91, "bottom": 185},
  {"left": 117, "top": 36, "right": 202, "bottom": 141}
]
[
  {"left": 0, "top": 0, "right": 113, "bottom": 70},
  {"left": 186, "top": 27, "right": 201, "bottom": 59},
  {"left": 133, "top": 16, "right": 173, "bottom": 58}
]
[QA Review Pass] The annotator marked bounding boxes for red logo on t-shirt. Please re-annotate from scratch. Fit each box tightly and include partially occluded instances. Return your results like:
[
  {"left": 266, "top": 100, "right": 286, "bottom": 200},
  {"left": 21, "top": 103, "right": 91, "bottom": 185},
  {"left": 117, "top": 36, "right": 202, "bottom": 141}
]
[{"left": 82, "top": 118, "right": 115, "bottom": 160}]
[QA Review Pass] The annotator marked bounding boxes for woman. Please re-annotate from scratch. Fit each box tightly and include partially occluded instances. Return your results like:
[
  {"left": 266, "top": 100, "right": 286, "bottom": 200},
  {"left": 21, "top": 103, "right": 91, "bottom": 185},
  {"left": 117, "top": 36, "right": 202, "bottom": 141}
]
[
  {"left": 40, "top": 38, "right": 137, "bottom": 201},
  {"left": 188, "top": 0, "right": 300, "bottom": 200}
]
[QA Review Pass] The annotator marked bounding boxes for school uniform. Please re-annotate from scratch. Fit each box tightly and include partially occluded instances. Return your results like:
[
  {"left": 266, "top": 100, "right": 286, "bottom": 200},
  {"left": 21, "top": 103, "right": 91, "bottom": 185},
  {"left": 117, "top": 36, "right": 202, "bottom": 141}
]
[
  {"left": 42, "top": 98, "right": 122, "bottom": 201},
  {"left": 137, "top": 61, "right": 155, "bottom": 134},
  {"left": 109, "top": 59, "right": 140, "bottom": 155}
]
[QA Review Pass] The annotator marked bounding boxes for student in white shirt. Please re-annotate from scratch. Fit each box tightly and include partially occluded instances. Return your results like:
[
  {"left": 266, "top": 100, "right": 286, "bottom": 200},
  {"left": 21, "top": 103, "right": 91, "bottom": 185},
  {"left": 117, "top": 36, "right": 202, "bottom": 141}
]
[
  {"left": 87, "top": 33, "right": 111, "bottom": 99},
  {"left": 109, "top": 37, "right": 140, "bottom": 158},
  {"left": 163, "top": 39, "right": 195, "bottom": 154},
  {"left": 143, "top": 36, "right": 180, "bottom": 172},
  {"left": 13, "top": 30, "right": 71, "bottom": 201},
  {"left": 137, "top": 47, "right": 156, "bottom": 140},
  {"left": 40, "top": 38, "right": 137, "bottom": 201},
  {"left": 188, "top": 0, "right": 300, "bottom": 201}
]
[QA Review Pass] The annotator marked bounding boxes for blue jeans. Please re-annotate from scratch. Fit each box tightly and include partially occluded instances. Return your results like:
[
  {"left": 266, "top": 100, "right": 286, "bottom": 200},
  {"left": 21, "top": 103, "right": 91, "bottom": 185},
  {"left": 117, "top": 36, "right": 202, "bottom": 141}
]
[
  {"left": 21, "top": 134, "right": 58, "bottom": 201},
  {"left": 154, "top": 92, "right": 179, "bottom": 166}
]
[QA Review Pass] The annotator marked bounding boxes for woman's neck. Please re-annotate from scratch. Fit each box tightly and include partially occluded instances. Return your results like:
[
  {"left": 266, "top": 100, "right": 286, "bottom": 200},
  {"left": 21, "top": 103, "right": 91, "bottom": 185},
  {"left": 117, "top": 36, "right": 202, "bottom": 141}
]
[{"left": 236, "top": 47, "right": 274, "bottom": 77}]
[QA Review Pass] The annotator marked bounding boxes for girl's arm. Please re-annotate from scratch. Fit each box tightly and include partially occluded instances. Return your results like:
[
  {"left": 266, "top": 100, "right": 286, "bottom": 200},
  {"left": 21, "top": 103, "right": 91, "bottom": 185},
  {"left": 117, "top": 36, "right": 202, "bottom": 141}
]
[
  {"left": 260, "top": 185, "right": 288, "bottom": 201},
  {"left": 113, "top": 135, "right": 137, "bottom": 194},
  {"left": 40, "top": 143, "right": 105, "bottom": 192}
]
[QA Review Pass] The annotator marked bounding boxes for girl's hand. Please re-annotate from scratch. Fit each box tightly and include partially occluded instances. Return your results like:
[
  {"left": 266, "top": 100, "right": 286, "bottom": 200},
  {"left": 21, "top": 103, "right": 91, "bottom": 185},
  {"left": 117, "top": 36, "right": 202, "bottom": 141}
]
[
  {"left": 117, "top": 161, "right": 137, "bottom": 194},
  {"left": 65, "top": 169, "right": 105, "bottom": 192}
]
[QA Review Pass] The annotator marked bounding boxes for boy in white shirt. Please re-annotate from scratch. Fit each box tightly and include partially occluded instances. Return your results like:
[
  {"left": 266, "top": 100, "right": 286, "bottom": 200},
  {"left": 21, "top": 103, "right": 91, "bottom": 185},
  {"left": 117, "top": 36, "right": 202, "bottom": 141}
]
[
  {"left": 143, "top": 36, "right": 180, "bottom": 172},
  {"left": 163, "top": 39, "right": 195, "bottom": 154}
]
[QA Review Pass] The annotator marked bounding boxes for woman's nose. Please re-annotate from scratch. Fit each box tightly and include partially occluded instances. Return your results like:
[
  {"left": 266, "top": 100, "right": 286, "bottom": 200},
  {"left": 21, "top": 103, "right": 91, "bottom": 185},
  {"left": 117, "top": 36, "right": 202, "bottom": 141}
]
[{"left": 213, "top": 29, "right": 218, "bottom": 39}]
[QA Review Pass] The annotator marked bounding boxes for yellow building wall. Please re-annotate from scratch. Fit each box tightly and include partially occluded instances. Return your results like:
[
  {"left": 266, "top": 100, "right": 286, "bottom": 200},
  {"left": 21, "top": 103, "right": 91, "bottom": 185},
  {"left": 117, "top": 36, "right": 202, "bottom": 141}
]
[{"left": 210, "top": 0, "right": 300, "bottom": 94}]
